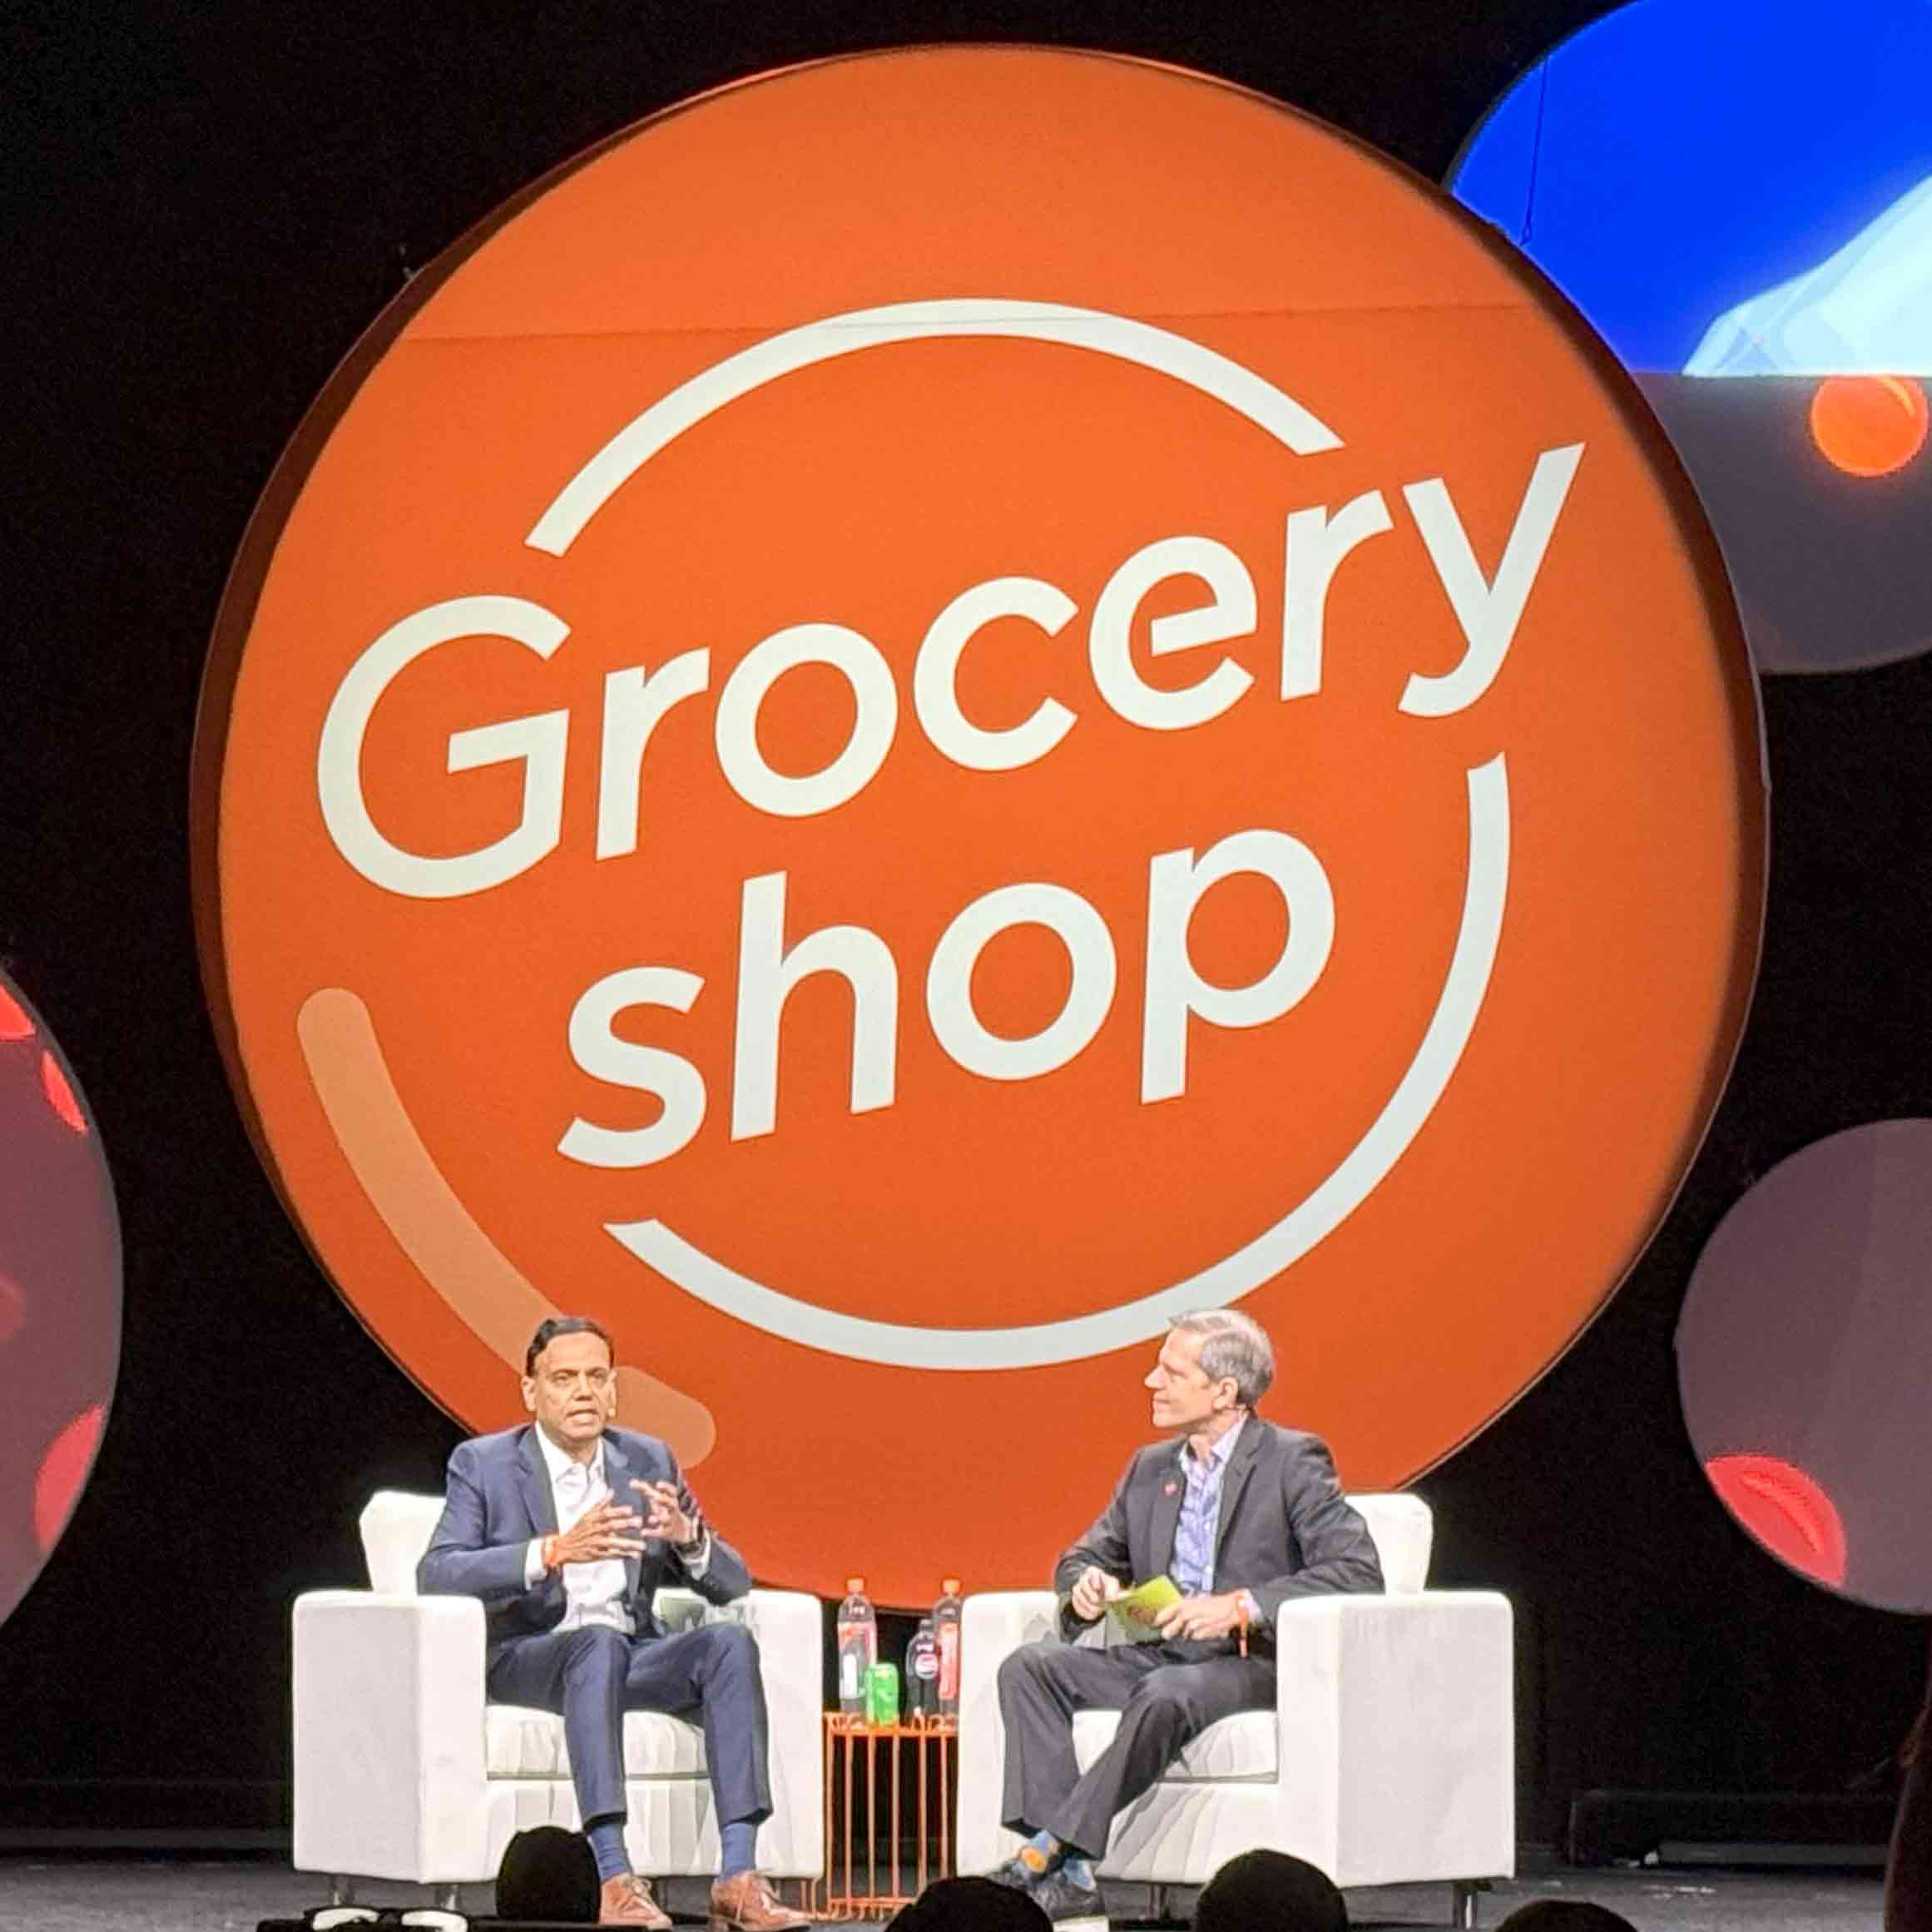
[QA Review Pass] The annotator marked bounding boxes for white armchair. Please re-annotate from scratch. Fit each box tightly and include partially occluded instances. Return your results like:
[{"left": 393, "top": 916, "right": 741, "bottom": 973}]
[
  {"left": 292, "top": 1492, "right": 825, "bottom": 1897},
  {"left": 957, "top": 1494, "right": 1512, "bottom": 1924}
]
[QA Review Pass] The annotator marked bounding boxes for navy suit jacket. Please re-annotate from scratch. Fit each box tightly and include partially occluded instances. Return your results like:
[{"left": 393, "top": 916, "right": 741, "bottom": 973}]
[{"left": 417, "top": 1424, "right": 751, "bottom": 1653}]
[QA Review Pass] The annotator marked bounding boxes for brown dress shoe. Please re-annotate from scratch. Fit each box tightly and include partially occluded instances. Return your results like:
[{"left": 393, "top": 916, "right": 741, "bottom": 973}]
[
  {"left": 708, "top": 1869, "right": 813, "bottom": 1930},
  {"left": 599, "top": 1871, "right": 673, "bottom": 1928}
]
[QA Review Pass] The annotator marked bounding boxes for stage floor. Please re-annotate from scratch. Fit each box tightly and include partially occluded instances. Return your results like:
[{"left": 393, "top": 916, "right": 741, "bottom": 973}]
[{"left": 0, "top": 1853, "right": 1888, "bottom": 1931}]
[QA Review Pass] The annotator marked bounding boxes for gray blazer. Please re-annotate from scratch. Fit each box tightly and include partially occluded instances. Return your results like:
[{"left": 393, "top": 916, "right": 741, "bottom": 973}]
[
  {"left": 1052, "top": 1419, "right": 1384, "bottom": 1644},
  {"left": 417, "top": 1423, "right": 751, "bottom": 1653}
]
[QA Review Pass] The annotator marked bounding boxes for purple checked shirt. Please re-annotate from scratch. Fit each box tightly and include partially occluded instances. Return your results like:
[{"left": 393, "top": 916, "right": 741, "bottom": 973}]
[{"left": 1171, "top": 1415, "right": 1246, "bottom": 1598}]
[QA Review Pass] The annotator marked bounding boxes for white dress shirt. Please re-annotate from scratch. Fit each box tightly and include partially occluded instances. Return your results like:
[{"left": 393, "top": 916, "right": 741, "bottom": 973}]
[
  {"left": 522, "top": 1428, "right": 711, "bottom": 1629},
  {"left": 524, "top": 1429, "right": 632, "bottom": 1633}
]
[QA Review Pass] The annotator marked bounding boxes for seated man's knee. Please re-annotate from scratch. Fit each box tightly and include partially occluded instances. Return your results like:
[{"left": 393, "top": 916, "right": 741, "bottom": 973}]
[
  {"left": 1125, "top": 1667, "right": 1197, "bottom": 1721},
  {"left": 997, "top": 1642, "right": 1053, "bottom": 1692},
  {"left": 702, "top": 1618, "right": 760, "bottom": 1679}
]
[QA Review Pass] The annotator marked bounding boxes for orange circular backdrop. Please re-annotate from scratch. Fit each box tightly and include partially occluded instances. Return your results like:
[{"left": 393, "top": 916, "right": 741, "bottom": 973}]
[{"left": 196, "top": 47, "right": 1763, "bottom": 1606}]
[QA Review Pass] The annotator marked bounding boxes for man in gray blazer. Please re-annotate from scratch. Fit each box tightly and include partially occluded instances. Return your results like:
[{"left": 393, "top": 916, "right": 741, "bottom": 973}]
[
  {"left": 418, "top": 1316, "right": 806, "bottom": 1932},
  {"left": 992, "top": 1309, "right": 1383, "bottom": 1927}
]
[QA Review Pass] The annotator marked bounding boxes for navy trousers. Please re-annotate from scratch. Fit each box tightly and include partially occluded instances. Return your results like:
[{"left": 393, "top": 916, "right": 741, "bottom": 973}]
[
  {"left": 997, "top": 1639, "right": 1275, "bottom": 1858},
  {"left": 488, "top": 1622, "right": 773, "bottom": 1831}
]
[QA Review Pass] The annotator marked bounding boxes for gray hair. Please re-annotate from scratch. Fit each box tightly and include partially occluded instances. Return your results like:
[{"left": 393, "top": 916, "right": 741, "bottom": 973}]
[{"left": 1168, "top": 1309, "right": 1275, "bottom": 1408}]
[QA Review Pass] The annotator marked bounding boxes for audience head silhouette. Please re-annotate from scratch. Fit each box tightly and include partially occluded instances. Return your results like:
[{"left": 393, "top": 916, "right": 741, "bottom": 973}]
[
  {"left": 494, "top": 1822, "right": 599, "bottom": 1921},
  {"left": 1496, "top": 1902, "right": 1638, "bottom": 1932},
  {"left": 1194, "top": 1849, "right": 1348, "bottom": 1932},
  {"left": 889, "top": 1875, "right": 1053, "bottom": 1929}
]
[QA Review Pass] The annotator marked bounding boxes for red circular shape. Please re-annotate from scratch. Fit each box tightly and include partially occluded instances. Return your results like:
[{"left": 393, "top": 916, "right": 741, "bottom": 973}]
[
  {"left": 39, "top": 1052, "right": 87, "bottom": 1135},
  {"left": 33, "top": 1404, "right": 106, "bottom": 1553},
  {"left": 0, "top": 1271, "right": 23, "bottom": 1345},
  {"left": 1705, "top": 1451, "right": 1848, "bottom": 1588},
  {"left": 0, "top": 987, "right": 33, "bottom": 1042},
  {"left": 1808, "top": 375, "right": 1930, "bottom": 478}
]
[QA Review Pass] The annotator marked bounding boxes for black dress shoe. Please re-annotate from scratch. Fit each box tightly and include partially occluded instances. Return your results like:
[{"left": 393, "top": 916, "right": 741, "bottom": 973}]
[{"left": 1028, "top": 1869, "right": 1108, "bottom": 1927}]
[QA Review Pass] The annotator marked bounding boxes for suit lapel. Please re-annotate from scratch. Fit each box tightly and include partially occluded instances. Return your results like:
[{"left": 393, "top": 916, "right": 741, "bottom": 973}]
[
  {"left": 1148, "top": 1448, "right": 1186, "bottom": 1578},
  {"left": 601, "top": 1433, "right": 643, "bottom": 1606},
  {"left": 517, "top": 1426, "right": 558, "bottom": 1538},
  {"left": 1211, "top": 1419, "right": 1266, "bottom": 1570}
]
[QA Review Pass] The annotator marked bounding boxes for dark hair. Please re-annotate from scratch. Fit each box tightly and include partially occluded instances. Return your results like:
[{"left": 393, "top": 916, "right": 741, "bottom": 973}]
[
  {"left": 525, "top": 1315, "right": 616, "bottom": 1376},
  {"left": 889, "top": 1876, "right": 1051, "bottom": 1930},
  {"left": 494, "top": 1823, "right": 598, "bottom": 1921},
  {"left": 1195, "top": 1849, "right": 1346, "bottom": 1932},
  {"left": 1496, "top": 1905, "right": 1637, "bottom": 1932}
]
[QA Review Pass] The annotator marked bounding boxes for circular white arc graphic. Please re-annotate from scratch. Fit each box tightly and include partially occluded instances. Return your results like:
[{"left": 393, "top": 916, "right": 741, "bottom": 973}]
[
  {"left": 525, "top": 298, "right": 1343, "bottom": 556},
  {"left": 608, "top": 755, "right": 1510, "bottom": 1369}
]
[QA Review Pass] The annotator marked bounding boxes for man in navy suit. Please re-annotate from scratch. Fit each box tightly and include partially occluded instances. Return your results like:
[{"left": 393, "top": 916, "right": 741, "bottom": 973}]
[{"left": 418, "top": 1316, "right": 808, "bottom": 1930}]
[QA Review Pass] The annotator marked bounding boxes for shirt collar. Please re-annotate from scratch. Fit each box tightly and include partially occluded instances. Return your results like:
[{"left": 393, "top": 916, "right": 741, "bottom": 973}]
[
  {"left": 1181, "top": 1412, "right": 1247, "bottom": 1472},
  {"left": 536, "top": 1424, "right": 603, "bottom": 1486}
]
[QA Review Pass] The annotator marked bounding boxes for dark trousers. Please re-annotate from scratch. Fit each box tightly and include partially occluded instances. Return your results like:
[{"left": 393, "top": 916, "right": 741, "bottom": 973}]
[
  {"left": 488, "top": 1621, "right": 772, "bottom": 1834},
  {"left": 997, "top": 1638, "right": 1276, "bottom": 1859}
]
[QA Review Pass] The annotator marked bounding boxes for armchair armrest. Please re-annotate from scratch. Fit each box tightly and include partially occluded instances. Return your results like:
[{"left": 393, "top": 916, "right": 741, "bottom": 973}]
[
  {"left": 958, "top": 1592, "right": 1060, "bottom": 1877},
  {"left": 293, "top": 1590, "right": 491, "bottom": 1885},
  {"left": 742, "top": 1589, "right": 825, "bottom": 1876},
  {"left": 1271, "top": 1589, "right": 1514, "bottom": 1887}
]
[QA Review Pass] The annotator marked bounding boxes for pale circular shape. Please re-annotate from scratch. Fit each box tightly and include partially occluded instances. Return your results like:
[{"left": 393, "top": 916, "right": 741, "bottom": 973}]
[
  {"left": 0, "top": 971, "right": 122, "bottom": 1630},
  {"left": 1677, "top": 1118, "right": 1932, "bottom": 1612}
]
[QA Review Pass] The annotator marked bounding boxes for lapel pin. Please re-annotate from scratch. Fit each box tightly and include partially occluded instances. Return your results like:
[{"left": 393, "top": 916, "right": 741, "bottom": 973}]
[{"left": 1163, "top": 1480, "right": 1180, "bottom": 1496}]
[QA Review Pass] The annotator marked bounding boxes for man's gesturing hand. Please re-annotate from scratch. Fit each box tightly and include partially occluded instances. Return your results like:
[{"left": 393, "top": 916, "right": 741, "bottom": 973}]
[
  {"left": 549, "top": 1498, "right": 645, "bottom": 1566},
  {"left": 1154, "top": 1591, "right": 1248, "bottom": 1642},
  {"left": 632, "top": 1479, "right": 696, "bottom": 1548},
  {"left": 1069, "top": 1566, "right": 1125, "bottom": 1622}
]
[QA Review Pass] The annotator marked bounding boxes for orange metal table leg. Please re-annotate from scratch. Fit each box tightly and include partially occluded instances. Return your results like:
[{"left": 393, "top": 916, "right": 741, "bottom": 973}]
[
  {"left": 939, "top": 1727, "right": 953, "bottom": 1879},
  {"left": 842, "top": 1725, "right": 855, "bottom": 1912},
  {"left": 918, "top": 1731, "right": 929, "bottom": 1895}
]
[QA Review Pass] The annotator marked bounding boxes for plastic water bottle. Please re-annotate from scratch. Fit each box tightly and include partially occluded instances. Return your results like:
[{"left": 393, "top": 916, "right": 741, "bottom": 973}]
[
  {"left": 836, "top": 1577, "right": 877, "bottom": 1715},
  {"left": 934, "top": 1577, "right": 963, "bottom": 1716},
  {"left": 906, "top": 1618, "right": 939, "bottom": 1717}
]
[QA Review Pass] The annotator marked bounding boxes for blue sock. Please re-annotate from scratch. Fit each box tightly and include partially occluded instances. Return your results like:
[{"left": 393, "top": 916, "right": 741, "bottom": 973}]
[
  {"left": 1061, "top": 1855, "right": 1097, "bottom": 1891},
  {"left": 720, "top": 1820, "right": 757, "bottom": 1877},
  {"left": 1018, "top": 1829, "right": 1065, "bottom": 1877},
  {"left": 587, "top": 1818, "right": 630, "bottom": 1883}
]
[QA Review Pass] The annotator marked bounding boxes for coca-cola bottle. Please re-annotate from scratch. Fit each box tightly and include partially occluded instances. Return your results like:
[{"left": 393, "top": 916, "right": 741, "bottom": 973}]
[
  {"left": 934, "top": 1577, "right": 964, "bottom": 1717},
  {"left": 906, "top": 1618, "right": 939, "bottom": 1718},
  {"left": 836, "top": 1577, "right": 877, "bottom": 1716}
]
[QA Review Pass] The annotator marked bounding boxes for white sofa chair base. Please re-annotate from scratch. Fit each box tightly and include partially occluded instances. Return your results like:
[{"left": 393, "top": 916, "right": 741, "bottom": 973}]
[
  {"left": 957, "top": 1494, "right": 1513, "bottom": 1911},
  {"left": 294, "top": 1494, "right": 824, "bottom": 1894}
]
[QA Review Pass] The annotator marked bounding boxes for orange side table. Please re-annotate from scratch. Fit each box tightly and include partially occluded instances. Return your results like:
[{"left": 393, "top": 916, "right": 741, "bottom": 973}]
[{"left": 819, "top": 1711, "right": 959, "bottom": 1919}]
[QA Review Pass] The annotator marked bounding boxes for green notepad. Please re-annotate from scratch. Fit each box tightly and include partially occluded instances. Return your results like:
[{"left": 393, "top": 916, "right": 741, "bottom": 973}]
[{"left": 1105, "top": 1574, "right": 1182, "bottom": 1643}]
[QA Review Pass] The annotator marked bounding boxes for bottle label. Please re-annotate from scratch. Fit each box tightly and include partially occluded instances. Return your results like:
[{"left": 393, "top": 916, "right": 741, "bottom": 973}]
[
  {"left": 914, "top": 1652, "right": 939, "bottom": 1679},
  {"left": 840, "top": 1652, "right": 859, "bottom": 1697},
  {"left": 938, "top": 1625, "right": 960, "bottom": 1697}
]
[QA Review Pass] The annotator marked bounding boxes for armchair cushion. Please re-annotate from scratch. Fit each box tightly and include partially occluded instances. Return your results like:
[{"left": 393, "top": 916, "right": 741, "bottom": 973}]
[
  {"left": 1073, "top": 1709, "right": 1278, "bottom": 1783},
  {"left": 486, "top": 1707, "right": 709, "bottom": 1780}
]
